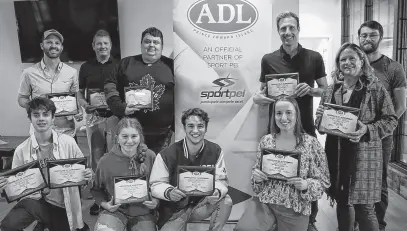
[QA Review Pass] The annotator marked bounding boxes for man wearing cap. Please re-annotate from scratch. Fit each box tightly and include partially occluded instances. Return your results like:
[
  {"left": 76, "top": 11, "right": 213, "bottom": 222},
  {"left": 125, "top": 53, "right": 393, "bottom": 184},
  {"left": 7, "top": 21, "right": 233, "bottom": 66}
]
[{"left": 17, "top": 29, "right": 83, "bottom": 142}]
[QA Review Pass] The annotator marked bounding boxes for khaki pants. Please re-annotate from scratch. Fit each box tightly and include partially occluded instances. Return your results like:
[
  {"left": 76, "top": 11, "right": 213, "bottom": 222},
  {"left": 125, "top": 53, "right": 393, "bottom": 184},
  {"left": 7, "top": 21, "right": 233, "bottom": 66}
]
[
  {"left": 234, "top": 197, "right": 309, "bottom": 231},
  {"left": 160, "top": 194, "right": 233, "bottom": 231}
]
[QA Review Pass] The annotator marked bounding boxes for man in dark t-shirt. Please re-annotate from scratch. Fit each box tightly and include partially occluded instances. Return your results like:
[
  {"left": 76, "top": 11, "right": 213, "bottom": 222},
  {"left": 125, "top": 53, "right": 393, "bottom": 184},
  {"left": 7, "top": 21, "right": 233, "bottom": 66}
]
[
  {"left": 358, "top": 20, "right": 406, "bottom": 231},
  {"left": 78, "top": 29, "right": 119, "bottom": 216},
  {"left": 253, "top": 12, "right": 327, "bottom": 231},
  {"left": 105, "top": 27, "right": 174, "bottom": 154}
]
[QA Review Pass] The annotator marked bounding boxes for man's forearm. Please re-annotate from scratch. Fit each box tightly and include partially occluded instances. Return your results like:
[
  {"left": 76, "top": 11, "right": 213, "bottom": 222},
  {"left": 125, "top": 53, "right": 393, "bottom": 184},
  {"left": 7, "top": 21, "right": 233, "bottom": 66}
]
[
  {"left": 309, "top": 87, "right": 325, "bottom": 97},
  {"left": 18, "top": 97, "right": 30, "bottom": 109}
]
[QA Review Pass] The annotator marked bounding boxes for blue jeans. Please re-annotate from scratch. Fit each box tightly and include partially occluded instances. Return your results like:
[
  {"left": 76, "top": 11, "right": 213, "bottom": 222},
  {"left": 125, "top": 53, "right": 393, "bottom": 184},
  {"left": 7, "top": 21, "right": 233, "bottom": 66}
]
[
  {"left": 375, "top": 135, "right": 393, "bottom": 230},
  {"left": 337, "top": 202, "right": 378, "bottom": 231},
  {"left": 94, "top": 210, "right": 156, "bottom": 231},
  {"left": 160, "top": 194, "right": 232, "bottom": 231},
  {"left": 234, "top": 197, "right": 309, "bottom": 231},
  {"left": 86, "top": 114, "right": 118, "bottom": 171}
]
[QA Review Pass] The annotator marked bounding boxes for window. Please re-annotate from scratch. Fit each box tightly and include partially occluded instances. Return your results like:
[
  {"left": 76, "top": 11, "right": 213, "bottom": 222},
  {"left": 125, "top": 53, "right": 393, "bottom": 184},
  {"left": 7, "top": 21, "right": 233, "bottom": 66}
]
[{"left": 372, "top": 0, "right": 395, "bottom": 59}]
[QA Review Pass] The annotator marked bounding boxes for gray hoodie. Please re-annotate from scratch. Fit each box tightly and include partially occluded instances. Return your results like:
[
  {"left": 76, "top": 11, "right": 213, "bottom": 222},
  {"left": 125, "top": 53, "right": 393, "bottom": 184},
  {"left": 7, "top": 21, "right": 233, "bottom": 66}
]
[{"left": 90, "top": 144, "right": 156, "bottom": 216}]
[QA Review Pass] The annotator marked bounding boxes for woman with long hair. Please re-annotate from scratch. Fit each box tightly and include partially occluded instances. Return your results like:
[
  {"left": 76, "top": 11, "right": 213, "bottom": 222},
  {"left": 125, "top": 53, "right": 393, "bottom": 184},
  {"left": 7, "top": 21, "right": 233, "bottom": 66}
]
[
  {"left": 235, "top": 97, "right": 330, "bottom": 231},
  {"left": 91, "top": 117, "right": 158, "bottom": 231},
  {"left": 315, "top": 42, "right": 397, "bottom": 231}
]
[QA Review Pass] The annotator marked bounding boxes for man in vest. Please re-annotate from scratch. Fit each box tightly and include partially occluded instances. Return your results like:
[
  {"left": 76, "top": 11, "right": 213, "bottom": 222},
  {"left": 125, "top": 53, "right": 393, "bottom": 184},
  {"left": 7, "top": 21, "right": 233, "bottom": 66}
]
[{"left": 150, "top": 108, "right": 232, "bottom": 231}]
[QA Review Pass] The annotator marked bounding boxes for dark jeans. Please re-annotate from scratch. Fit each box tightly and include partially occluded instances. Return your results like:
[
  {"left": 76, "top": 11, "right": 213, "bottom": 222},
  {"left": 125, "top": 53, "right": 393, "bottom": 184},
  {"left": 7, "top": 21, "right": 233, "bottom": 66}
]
[
  {"left": 0, "top": 198, "right": 70, "bottom": 231},
  {"left": 375, "top": 135, "right": 393, "bottom": 230},
  {"left": 337, "top": 202, "right": 378, "bottom": 231},
  {"left": 309, "top": 200, "right": 318, "bottom": 224}
]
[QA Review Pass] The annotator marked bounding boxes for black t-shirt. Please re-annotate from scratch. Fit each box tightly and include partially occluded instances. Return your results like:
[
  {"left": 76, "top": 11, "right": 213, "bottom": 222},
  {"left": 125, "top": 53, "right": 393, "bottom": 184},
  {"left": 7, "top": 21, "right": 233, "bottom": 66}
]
[
  {"left": 105, "top": 54, "right": 174, "bottom": 134},
  {"left": 260, "top": 44, "right": 326, "bottom": 136},
  {"left": 79, "top": 56, "right": 118, "bottom": 116},
  {"left": 79, "top": 56, "right": 118, "bottom": 90}
]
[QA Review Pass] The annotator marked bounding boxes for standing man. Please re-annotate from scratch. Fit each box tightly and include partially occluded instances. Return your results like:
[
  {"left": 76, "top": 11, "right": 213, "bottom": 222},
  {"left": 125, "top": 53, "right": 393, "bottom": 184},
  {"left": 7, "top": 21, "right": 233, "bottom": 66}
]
[
  {"left": 105, "top": 27, "right": 174, "bottom": 154},
  {"left": 358, "top": 20, "right": 406, "bottom": 231},
  {"left": 0, "top": 97, "right": 92, "bottom": 231},
  {"left": 149, "top": 108, "right": 232, "bottom": 231},
  {"left": 253, "top": 11, "right": 328, "bottom": 231},
  {"left": 17, "top": 29, "right": 83, "bottom": 141},
  {"left": 77, "top": 29, "right": 119, "bottom": 216}
]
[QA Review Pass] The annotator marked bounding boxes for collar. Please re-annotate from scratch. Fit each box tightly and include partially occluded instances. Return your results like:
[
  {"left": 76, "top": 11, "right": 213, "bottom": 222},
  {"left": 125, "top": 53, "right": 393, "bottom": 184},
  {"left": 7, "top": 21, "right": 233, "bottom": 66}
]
[
  {"left": 30, "top": 130, "right": 59, "bottom": 152},
  {"left": 94, "top": 56, "right": 115, "bottom": 65},
  {"left": 40, "top": 59, "right": 63, "bottom": 71},
  {"left": 280, "top": 44, "right": 303, "bottom": 58},
  {"left": 183, "top": 138, "right": 205, "bottom": 159}
]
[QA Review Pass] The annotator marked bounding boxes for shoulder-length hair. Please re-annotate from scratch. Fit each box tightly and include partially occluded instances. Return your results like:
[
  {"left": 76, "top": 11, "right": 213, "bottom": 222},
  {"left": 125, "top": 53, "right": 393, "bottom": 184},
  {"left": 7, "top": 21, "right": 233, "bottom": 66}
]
[
  {"left": 269, "top": 97, "right": 305, "bottom": 145},
  {"left": 116, "top": 117, "right": 146, "bottom": 154},
  {"left": 331, "top": 42, "right": 377, "bottom": 88}
]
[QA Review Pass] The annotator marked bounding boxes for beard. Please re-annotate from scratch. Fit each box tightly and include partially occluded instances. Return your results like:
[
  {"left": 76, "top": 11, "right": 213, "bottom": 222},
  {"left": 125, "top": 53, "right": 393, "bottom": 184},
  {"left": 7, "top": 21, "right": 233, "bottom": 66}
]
[
  {"left": 361, "top": 41, "right": 380, "bottom": 54},
  {"left": 44, "top": 48, "right": 61, "bottom": 59}
]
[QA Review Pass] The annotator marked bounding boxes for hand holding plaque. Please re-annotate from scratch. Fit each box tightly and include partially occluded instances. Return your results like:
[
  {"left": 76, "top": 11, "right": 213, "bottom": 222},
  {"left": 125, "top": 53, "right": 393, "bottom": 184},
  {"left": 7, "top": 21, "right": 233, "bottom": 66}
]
[
  {"left": 87, "top": 88, "right": 108, "bottom": 109},
  {"left": 46, "top": 158, "right": 87, "bottom": 189},
  {"left": 318, "top": 103, "right": 361, "bottom": 139},
  {"left": 46, "top": 92, "right": 79, "bottom": 116},
  {"left": 177, "top": 166, "right": 215, "bottom": 196},
  {"left": 265, "top": 73, "right": 299, "bottom": 100},
  {"left": 0, "top": 161, "right": 47, "bottom": 203},
  {"left": 124, "top": 86, "right": 153, "bottom": 109},
  {"left": 260, "top": 149, "right": 301, "bottom": 181},
  {"left": 113, "top": 176, "right": 149, "bottom": 205}
]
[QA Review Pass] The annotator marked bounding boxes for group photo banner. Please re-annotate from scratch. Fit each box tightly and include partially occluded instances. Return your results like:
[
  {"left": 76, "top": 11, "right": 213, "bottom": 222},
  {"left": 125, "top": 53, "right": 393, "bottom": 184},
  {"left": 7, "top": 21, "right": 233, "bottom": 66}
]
[{"left": 173, "top": 0, "right": 273, "bottom": 220}]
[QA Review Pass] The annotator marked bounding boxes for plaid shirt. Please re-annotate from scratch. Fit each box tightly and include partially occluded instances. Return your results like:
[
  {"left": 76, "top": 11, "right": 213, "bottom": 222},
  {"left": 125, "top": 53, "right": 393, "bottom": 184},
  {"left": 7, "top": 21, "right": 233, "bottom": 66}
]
[{"left": 315, "top": 80, "right": 397, "bottom": 204}]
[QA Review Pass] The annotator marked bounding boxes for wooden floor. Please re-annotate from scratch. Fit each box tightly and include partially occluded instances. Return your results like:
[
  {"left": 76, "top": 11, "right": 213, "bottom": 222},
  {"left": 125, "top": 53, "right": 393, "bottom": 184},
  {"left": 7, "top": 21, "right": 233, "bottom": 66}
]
[{"left": 1, "top": 136, "right": 407, "bottom": 231}]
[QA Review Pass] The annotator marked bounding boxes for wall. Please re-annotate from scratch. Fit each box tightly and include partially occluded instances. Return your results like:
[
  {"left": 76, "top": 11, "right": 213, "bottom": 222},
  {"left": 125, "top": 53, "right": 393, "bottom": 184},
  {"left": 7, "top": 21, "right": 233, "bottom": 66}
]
[
  {"left": 0, "top": 0, "right": 173, "bottom": 136},
  {"left": 299, "top": 0, "right": 342, "bottom": 82}
]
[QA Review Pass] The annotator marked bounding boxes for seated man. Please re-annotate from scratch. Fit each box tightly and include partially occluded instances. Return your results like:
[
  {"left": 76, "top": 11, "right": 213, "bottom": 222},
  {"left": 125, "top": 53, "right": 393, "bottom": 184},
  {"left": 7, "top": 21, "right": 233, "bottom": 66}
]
[
  {"left": 0, "top": 97, "right": 92, "bottom": 231},
  {"left": 149, "top": 108, "right": 233, "bottom": 231}
]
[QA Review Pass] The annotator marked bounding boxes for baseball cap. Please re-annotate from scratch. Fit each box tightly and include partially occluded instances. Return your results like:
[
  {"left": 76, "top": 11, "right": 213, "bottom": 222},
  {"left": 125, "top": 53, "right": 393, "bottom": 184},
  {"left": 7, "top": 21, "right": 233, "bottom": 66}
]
[{"left": 43, "top": 29, "right": 64, "bottom": 43}]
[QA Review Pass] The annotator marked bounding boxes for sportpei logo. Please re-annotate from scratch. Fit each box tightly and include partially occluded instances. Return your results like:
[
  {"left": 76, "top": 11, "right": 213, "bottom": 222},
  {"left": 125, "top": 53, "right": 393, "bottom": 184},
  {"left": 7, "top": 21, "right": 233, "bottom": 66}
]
[
  {"left": 188, "top": 0, "right": 258, "bottom": 34},
  {"left": 213, "top": 78, "right": 236, "bottom": 88}
]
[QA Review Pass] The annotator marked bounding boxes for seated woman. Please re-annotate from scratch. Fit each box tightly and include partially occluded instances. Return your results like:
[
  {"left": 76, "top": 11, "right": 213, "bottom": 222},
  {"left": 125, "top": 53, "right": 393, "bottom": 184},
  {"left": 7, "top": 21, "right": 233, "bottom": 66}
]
[
  {"left": 90, "top": 117, "right": 158, "bottom": 231},
  {"left": 234, "top": 97, "right": 330, "bottom": 231},
  {"left": 315, "top": 43, "right": 397, "bottom": 231}
]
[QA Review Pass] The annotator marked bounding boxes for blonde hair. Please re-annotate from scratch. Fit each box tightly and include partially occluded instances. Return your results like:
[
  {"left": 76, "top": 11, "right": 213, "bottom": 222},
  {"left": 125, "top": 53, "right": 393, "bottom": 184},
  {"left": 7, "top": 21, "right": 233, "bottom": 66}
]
[
  {"left": 116, "top": 117, "right": 148, "bottom": 165},
  {"left": 331, "top": 42, "right": 377, "bottom": 88}
]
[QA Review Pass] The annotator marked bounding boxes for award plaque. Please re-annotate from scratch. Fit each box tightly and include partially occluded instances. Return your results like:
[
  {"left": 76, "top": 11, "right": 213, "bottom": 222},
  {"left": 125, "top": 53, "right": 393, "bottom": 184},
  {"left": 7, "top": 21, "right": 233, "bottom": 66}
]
[
  {"left": 46, "top": 92, "right": 78, "bottom": 117},
  {"left": 177, "top": 166, "right": 215, "bottom": 196},
  {"left": 113, "top": 175, "right": 150, "bottom": 205},
  {"left": 87, "top": 88, "right": 108, "bottom": 109},
  {"left": 124, "top": 86, "right": 153, "bottom": 109},
  {"left": 260, "top": 149, "right": 301, "bottom": 181},
  {"left": 265, "top": 73, "right": 299, "bottom": 99},
  {"left": 318, "top": 103, "right": 361, "bottom": 139},
  {"left": 0, "top": 161, "right": 47, "bottom": 203},
  {"left": 46, "top": 158, "right": 87, "bottom": 189}
]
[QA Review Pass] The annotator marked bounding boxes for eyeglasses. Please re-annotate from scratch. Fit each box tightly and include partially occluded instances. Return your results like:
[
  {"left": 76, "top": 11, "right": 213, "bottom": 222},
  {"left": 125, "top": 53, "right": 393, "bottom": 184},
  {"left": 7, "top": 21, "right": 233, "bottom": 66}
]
[{"left": 359, "top": 33, "right": 380, "bottom": 40}]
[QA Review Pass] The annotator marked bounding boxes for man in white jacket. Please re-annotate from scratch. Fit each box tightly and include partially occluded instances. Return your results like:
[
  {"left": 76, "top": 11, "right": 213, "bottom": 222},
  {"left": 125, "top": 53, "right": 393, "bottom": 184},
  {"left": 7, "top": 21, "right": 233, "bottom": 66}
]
[
  {"left": 0, "top": 97, "right": 92, "bottom": 231},
  {"left": 149, "top": 108, "right": 232, "bottom": 231}
]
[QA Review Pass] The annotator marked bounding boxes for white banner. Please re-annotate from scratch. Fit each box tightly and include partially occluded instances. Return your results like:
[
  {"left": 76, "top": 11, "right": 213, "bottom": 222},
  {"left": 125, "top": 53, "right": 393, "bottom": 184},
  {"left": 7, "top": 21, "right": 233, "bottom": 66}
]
[{"left": 174, "top": 0, "right": 273, "bottom": 220}]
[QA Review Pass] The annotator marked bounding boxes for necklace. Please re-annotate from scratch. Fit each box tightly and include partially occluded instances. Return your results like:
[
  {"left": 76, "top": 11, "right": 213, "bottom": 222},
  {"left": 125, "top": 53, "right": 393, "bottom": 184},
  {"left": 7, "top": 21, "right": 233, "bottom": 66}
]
[{"left": 342, "top": 81, "right": 357, "bottom": 94}]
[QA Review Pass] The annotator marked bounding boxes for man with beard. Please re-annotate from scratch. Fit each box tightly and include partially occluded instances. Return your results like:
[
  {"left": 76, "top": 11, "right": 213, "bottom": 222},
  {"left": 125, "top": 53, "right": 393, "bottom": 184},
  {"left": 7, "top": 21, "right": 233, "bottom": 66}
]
[
  {"left": 105, "top": 27, "right": 174, "bottom": 154},
  {"left": 77, "top": 29, "right": 118, "bottom": 216},
  {"left": 17, "top": 29, "right": 83, "bottom": 141},
  {"left": 252, "top": 11, "right": 328, "bottom": 231},
  {"left": 358, "top": 20, "right": 406, "bottom": 231},
  {"left": 149, "top": 108, "right": 232, "bottom": 231}
]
